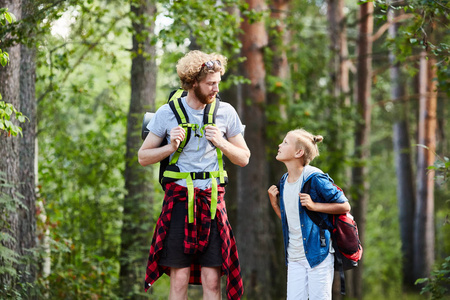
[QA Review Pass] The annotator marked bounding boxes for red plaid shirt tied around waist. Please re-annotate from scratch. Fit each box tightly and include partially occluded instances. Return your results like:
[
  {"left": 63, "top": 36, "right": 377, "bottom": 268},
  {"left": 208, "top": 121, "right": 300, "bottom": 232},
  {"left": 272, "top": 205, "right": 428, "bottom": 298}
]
[{"left": 144, "top": 182, "right": 244, "bottom": 300}]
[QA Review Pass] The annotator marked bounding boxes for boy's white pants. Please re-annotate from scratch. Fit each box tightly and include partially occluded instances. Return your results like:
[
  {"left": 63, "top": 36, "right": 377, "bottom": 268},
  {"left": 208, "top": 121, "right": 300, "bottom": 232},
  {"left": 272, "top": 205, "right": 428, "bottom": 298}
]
[{"left": 287, "top": 253, "right": 334, "bottom": 300}]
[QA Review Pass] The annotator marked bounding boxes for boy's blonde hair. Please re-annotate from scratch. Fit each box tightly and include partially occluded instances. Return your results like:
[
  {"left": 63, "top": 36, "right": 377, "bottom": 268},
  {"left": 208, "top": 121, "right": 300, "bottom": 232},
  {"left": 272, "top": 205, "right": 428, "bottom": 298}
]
[
  {"left": 288, "top": 129, "right": 323, "bottom": 166},
  {"left": 176, "top": 50, "right": 227, "bottom": 90}
]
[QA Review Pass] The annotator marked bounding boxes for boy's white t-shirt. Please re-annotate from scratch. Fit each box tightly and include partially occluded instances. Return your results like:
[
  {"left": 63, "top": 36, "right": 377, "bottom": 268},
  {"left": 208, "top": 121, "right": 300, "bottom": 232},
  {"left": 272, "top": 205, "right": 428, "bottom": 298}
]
[{"left": 284, "top": 175, "right": 306, "bottom": 262}]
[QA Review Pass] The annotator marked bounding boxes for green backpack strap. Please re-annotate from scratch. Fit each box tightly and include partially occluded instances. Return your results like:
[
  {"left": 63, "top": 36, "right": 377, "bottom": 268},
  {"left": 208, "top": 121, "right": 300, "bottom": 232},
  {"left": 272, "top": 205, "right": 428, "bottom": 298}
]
[
  {"left": 168, "top": 96, "right": 195, "bottom": 165},
  {"left": 201, "top": 98, "right": 226, "bottom": 184}
]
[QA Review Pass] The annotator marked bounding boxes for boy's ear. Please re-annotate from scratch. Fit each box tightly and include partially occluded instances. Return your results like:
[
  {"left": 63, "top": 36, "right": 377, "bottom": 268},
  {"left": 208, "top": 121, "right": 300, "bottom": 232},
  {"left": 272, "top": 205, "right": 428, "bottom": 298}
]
[{"left": 295, "top": 149, "right": 304, "bottom": 159}]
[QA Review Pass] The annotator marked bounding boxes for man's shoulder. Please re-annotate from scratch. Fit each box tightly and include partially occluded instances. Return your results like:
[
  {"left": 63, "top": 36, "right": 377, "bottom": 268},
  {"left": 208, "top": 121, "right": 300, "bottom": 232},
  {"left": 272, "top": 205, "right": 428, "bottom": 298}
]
[
  {"left": 217, "top": 101, "right": 237, "bottom": 115},
  {"left": 217, "top": 100, "right": 233, "bottom": 108},
  {"left": 155, "top": 103, "right": 171, "bottom": 113}
]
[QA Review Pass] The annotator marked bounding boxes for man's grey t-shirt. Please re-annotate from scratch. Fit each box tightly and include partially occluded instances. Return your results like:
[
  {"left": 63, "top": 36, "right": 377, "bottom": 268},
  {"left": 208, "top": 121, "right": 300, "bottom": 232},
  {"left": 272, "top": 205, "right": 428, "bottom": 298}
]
[{"left": 147, "top": 96, "right": 244, "bottom": 190}]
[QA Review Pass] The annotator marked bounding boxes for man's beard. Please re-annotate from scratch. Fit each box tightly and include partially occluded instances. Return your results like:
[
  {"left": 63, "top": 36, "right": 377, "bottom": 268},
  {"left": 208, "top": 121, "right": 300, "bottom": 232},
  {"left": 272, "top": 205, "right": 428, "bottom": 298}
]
[{"left": 194, "top": 85, "right": 216, "bottom": 105}]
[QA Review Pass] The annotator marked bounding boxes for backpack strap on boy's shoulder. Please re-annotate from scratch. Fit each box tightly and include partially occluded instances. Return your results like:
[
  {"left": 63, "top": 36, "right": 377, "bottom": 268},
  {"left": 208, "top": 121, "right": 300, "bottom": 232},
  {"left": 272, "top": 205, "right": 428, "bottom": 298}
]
[
  {"left": 302, "top": 173, "right": 350, "bottom": 296},
  {"left": 302, "top": 176, "right": 331, "bottom": 231}
]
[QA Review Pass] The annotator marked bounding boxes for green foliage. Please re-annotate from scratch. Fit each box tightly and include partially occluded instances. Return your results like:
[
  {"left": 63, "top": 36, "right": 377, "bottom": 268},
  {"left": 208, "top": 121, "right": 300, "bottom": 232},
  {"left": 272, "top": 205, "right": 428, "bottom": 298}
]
[
  {"left": 416, "top": 154, "right": 450, "bottom": 299},
  {"left": 383, "top": 0, "right": 450, "bottom": 96},
  {"left": 364, "top": 153, "right": 404, "bottom": 299},
  {"left": 157, "top": 0, "right": 242, "bottom": 56},
  {"left": 40, "top": 251, "right": 121, "bottom": 299},
  {"left": 34, "top": 1, "right": 130, "bottom": 298},
  {"left": 0, "top": 172, "right": 20, "bottom": 293},
  {"left": 0, "top": 8, "right": 16, "bottom": 26},
  {"left": 0, "top": 49, "right": 9, "bottom": 67},
  {"left": 0, "top": 172, "right": 37, "bottom": 300},
  {"left": 416, "top": 256, "right": 450, "bottom": 299},
  {"left": 428, "top": 154, "right": 450, "bottom": 183}
]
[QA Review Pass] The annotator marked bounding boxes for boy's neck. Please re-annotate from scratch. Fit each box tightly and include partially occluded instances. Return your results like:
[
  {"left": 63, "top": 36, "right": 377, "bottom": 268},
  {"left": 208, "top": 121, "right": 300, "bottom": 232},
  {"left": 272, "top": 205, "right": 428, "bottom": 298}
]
[{"left": 286, "top": 161, "right": 304, "bottom": 183}]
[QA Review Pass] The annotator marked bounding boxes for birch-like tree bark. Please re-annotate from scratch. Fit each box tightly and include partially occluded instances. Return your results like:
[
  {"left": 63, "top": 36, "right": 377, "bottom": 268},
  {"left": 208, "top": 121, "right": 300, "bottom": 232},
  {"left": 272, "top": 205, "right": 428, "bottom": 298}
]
[{"left": 414, "top": 51, "right": 437, "bottom": 281}]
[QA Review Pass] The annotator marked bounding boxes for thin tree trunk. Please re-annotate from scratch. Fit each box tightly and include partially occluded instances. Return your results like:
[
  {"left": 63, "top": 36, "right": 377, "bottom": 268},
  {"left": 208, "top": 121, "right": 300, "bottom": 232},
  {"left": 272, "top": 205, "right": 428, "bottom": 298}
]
[
  {"left": 327, "top": 0, "right": 350, "bottom": 103},
  {"left": 236, "top": 0, "right": 271, "bottom": 299},
  {"left": 388, "top": 5, "right": 416, "bottom": 289},
  {"left": 414, "top": 51, "right": 437, "bottom": 281},
  {"left": 267, "top": 0, "right": 289, "bottom": 183},
  {"left": 119, "top": 0, "right": 157, "bottom": 298},
  {"left": 219, "top": 3, "right": 241, "bottom": 229},
  {"left": 0, "top": 0, "right": 21, "bottom": 292},
  {"left": 326, "top": 1, "right": 351, "bottom": 297},
  {"left": 351, "top": 2, "right": 373, "bottom": 299},
  {"left": 267, "top": 1, "right": 290, "bottom": 298}
]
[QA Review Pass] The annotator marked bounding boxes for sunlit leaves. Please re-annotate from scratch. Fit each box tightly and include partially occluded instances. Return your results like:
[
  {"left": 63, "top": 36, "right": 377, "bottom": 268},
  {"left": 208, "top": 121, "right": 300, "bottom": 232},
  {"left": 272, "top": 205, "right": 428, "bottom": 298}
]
[
  {"left": 0, "top": 101, "right": 28, "bottom": 137},
  {"left": 0, "top": 8, "right": 16, "bottom": 26},
  {"left": 0, "top": 49, "right": 9, "bottom": 66},
  {"left": 157, "top": 0, "right": 242, "bottom": 54}
]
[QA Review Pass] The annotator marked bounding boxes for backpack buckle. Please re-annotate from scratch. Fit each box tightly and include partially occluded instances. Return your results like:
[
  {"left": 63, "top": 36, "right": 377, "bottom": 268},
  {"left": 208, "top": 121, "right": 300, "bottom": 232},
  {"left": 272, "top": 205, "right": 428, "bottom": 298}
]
[{"left": 190, "top": 172, "right": 210, "bottom": 180}]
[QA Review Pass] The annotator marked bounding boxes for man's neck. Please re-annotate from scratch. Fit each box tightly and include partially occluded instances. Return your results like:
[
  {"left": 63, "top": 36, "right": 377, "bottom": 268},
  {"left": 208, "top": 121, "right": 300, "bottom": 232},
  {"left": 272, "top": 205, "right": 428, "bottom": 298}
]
[{"left": 186, "top": 91, "right": 206, "bottom": 110}]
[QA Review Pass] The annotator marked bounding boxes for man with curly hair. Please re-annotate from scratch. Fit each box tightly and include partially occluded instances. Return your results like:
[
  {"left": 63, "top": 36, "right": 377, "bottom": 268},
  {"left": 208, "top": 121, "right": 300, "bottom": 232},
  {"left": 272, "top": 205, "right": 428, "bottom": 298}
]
[{"left": 139, "top": 50, "right": 250, "bottom": 300}]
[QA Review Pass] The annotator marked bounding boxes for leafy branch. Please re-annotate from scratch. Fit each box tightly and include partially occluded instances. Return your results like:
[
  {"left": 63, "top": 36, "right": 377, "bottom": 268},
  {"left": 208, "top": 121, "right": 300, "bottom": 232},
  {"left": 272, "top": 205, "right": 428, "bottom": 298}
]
[
  {"left": 0, "top": 101, "right": 28, "bottom": 137},
  {"left": 0, "top": 8, "right": 27, "bottom": 137},
  {"left": 416, "top": 144, "right": 450, "bottom": 182},
  {"left": 416, "top": 256, "right": 450, "bottom": 299}
]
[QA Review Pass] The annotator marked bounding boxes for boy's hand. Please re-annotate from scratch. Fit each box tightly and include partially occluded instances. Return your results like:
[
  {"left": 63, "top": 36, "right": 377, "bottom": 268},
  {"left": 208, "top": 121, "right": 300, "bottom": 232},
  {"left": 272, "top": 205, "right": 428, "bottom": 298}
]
[
  {"left": 299, "top": 193, "right": 316, "bottom": 211},
  {"left": 268, "top": 185, "right": 281, "bottom": 219},
  {"left": 268, "top": 185, "right": 280, "bottom": 205}
]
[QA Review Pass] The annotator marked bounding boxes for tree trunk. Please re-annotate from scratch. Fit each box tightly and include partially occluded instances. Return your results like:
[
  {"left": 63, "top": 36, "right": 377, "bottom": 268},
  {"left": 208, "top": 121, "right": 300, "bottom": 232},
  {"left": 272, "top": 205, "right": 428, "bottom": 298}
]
[
  {"left": 236, "top": 0, "right": 271, "bottom": 299},
  {"left": 327, "top": 0, "right": 350, "bottom": 103},
  {"left": 17, "top": 0, "right": 37, "bottom": 295},
  {"left": 414, "top": 51, "right": 437, "bottom": 281},
  {"left": 267, "top": 1, "right": 290, "bottom": 298},
  {"left": 388, "top": 5, "right": 416, "bottom": 289},
  {"left": 119, "top": 1, "right": 157, "bottom": 298},
  {"left": 0, "top": 0, "right": 21, "bottom": 292},
  {"left": 326, "top": 1, "right": 351, "bottom": 297},
  {"left": 350, "top": 2, "right": 373, "bottom": 299},
  {"left": 267, "top": 0, "right": 290, "bottom": 183}
]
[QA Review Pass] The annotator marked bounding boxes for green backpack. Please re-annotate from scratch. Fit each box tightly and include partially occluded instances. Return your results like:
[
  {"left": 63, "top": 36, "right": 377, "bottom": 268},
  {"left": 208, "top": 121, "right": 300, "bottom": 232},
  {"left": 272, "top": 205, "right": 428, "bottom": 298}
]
[{"left": 141, "top": 88, "right": 227, "bottom": 223}]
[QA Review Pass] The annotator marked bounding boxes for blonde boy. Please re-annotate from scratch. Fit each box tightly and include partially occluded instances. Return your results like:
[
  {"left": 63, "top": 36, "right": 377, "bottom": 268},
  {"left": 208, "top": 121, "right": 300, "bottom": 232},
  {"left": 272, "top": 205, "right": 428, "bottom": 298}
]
[{"left": 268, "top": 129, "right": 350, "bottom": 299}]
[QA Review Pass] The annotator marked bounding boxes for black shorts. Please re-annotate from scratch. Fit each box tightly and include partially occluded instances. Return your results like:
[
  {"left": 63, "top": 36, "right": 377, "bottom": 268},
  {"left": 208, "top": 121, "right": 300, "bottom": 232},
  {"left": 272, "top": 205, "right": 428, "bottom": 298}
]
[{"left": 159, "top": 200, "right": 222, "bottom": 268}]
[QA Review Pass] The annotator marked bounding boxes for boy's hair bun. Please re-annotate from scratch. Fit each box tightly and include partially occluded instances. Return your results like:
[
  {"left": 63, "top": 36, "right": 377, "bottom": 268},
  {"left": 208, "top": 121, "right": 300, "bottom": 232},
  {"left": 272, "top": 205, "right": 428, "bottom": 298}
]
[{"left": 313, "top": 135, "right": 323, "bottom": 144}]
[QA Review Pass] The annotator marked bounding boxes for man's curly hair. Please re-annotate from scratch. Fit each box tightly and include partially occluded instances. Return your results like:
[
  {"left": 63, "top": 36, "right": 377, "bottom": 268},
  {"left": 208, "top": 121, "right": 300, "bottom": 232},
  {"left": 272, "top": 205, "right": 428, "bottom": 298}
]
[{"left": 176, "top": 50, "right": 227, "bottom": 90}]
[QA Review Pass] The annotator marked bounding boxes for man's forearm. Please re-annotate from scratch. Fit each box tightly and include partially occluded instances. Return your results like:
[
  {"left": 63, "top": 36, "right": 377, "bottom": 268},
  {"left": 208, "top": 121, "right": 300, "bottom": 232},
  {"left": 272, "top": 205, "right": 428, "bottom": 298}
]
[
  {"left": 138, "top": 143, "right": 176, "bottom": 166},
  {"left": 217, "top": 139, "right": 250, "bottom": 167}
]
